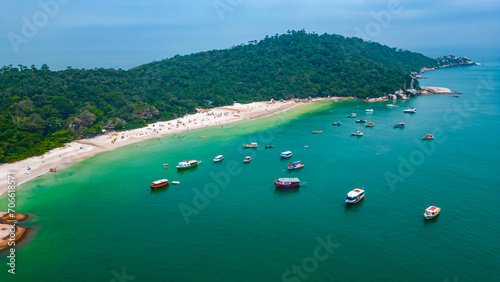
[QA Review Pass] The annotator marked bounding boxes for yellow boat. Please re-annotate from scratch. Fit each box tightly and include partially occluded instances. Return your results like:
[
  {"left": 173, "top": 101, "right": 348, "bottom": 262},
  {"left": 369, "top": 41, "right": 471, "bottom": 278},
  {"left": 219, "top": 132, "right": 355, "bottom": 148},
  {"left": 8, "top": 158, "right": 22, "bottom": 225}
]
[
  {"left": 200, "top": 136, "right": 207, "bottom": 138},
  {"left": 244, "top": 143, "right": 258, "bottom": 148},
  {"left": 312, "top": 131, "right": 323, "bottom": 134}
]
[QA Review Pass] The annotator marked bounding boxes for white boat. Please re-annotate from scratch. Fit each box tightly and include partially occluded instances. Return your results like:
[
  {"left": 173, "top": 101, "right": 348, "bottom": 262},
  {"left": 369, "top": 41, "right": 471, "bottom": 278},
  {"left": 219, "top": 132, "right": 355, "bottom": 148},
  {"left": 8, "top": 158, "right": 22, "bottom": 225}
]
[
  {"left": 386, "top": 104, "right": 394, "bottom": 107},
  {"left": 176, "top": 160, "right": 201, "bottom": 170},
  {"left": 172, "top": 181, "right": 180, "bottom": 185},
  {"left": 403, "top": 107, "right": 416, "bottom": 113},
  {"left": 243, "top": 156, "right": 251, "bottom": 163},
  {"left": 214, "top": 155, "right": 224, "bottom": 162},
  {"left": 351, "top": 131, "right": 363, "bottom": 136},
  {"left": 281, "top": 151, "right": 292, "bottom": 158},
  {"left": 424, "top": 206, "right": 441, "bottom": 219},
  {"left": 366, "top": 109, "right": 374, "bottom": 112},
  {"left": 346, "top": 188, "right": 365, "bottom": 205},
  {"left": 347, "top": 113, "right": 357, "bottom": 118}
]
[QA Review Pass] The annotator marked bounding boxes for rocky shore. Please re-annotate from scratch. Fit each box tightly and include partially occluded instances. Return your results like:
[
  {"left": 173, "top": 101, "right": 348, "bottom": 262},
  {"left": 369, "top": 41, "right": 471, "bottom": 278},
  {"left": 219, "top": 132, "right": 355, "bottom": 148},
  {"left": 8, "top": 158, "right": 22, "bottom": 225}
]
[{"left": 0, "top": 212, "right": 28, "bottom": 249}]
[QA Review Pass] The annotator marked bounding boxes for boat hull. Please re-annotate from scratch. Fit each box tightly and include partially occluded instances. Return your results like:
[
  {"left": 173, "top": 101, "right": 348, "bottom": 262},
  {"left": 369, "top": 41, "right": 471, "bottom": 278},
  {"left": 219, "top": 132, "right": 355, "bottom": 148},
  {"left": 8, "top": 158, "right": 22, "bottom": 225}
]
[
  {"left": 274, "top": 181, "right": 300, "bottom": 188},
  {"left": 150, "top": 182, "right": 169, "bottom": 189},
  {"left": 346, "top": 194, "right": 364, "bottom": 205},
  {"left": 176, "top": 163, "right": 200, "bottom": 170},
  {"left": 424, "top": 213, "right": 440, "bottom": 219}
]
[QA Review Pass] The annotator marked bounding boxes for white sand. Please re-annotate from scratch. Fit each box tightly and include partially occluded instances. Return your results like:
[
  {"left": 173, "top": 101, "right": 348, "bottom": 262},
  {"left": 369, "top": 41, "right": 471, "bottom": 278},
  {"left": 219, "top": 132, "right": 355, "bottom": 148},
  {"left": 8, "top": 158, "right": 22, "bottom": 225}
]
[{"left": 0, "top": 99, "right": 327, "bottom": 195}]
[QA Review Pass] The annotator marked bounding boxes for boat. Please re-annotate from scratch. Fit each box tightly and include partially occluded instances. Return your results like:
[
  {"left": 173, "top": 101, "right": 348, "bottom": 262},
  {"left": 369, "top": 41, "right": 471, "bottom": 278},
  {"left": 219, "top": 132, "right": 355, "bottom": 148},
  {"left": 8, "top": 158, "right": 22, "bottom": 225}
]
[
  {"left": 214, "top": 155, "right": 224, "bottom": 162},
  {"left": 176, "top": 160, "right": 201, "bottom": 170},
  {"left": 423, "top": 134, "right": 434, "bottom": 140},
  {"left": 274, "top": 178, "right": 300, "bottom": 188},
  {"left": 366, "top": 109, "right": 374, "bottom": 112},
  {"left": 200, "top": 136, "right": 207, "bottom": 138},
  {"left": 172, "top": 181, "right": 180, "bottom": 185},
  {"left": 281, "top": 151, "right": 292, "bottom": 158},
  {"left": 365, "top": 122, "right": 374, "bottom": 127},
  {"left": 163, "top": 163, "right": 169, "bottom": 168},
  {"left": 243, "top": 142, "right": 258, "bottom": 148},
  {"left": 265, "top": 145, "right": 273, "bottom": 149},
  {"left": 150, "top": 179, "right": 169, "bottom": 189},
  {"left": 394, "top": 122, "right": 405, "bottom": 128},
  {"left": 351, "top": 131, "right": 363, "bottom": 136},
  {"left": 386, "top": 104, "right": 394, "bottom": 107},
  {"left": 332, "top": 121, "right": 341, "bottom": 126},
  {"left": 243, "top": 156, "right": 251, "bottom": 163},
  {"left": 403, "top": 107, "right": 416, "bottom": 113},
  {"left": 287, "top": 161, "right": 304, "bottom": 170},
  {"left": 345, "top": 188, "right": 365, "bottom": 205},
  {"left": 313, "top": 131, "right": 323, "bottom": 134},
  {"left": 424, "top": 206, "right": 441, "bottom": 219},
  {"left": 347, "top": 113, "right": 357, "bottom": 118},
  {"left": 356, "top": 119, "right": 367, "bottom": 123}
]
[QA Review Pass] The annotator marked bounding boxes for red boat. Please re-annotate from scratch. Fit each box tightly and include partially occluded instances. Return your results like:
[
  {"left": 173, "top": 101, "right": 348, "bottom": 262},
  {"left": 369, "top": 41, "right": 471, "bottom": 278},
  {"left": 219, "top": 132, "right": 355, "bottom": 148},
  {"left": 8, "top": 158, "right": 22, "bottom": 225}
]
[
  {"left": 274, "top": 178, "right": 300, "bottom": 188},
  {"left": 150, "top": 179, "right": 169, "bottom": 189}
]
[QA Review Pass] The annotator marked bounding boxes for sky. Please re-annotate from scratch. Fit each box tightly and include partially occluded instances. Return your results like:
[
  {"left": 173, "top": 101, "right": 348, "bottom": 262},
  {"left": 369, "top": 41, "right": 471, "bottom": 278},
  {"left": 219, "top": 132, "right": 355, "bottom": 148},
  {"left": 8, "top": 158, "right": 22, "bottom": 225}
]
[{"left": 1, "top": 0, "right": 499, "bottom": 70}]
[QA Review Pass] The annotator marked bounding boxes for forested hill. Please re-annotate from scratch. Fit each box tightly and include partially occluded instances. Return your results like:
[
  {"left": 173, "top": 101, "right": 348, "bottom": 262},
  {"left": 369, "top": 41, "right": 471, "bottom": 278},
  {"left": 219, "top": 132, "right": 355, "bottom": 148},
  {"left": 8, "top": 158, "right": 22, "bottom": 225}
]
[{"left": 1, "top": 31, "right": 447, "bottom": 162}]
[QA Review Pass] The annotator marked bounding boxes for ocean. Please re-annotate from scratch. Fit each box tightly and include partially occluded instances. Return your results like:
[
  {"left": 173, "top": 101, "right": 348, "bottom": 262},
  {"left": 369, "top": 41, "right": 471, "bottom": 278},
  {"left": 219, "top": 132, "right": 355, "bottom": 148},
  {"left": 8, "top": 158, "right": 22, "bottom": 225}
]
[{"left": 1, "top": 58, "right": 499, "bottom": 281}]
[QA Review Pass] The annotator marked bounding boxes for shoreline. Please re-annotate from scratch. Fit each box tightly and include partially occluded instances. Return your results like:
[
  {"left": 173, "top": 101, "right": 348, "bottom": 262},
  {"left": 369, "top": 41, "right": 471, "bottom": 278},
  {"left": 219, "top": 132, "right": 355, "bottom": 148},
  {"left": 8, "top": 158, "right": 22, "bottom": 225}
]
[
  {"left": 0, "top": 98, "right": 334, "bottom": 195},
  {"left": 0, "top": 89, "right": 451, "bottom": 195}
]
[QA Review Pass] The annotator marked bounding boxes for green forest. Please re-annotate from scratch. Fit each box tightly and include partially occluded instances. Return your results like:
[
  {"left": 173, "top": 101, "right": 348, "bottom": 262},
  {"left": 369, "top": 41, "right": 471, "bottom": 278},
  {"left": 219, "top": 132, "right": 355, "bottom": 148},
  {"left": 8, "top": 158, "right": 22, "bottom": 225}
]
[{"left": 0, "top": 31, "right": 443, "bottom": 163}]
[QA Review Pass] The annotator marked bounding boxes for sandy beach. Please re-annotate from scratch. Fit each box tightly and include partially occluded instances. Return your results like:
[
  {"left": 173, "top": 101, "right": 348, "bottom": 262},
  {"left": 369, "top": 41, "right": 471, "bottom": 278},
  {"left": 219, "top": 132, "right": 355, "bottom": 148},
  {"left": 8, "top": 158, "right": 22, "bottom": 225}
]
[{"left": 0, "top": 99, "right": 330, "bottom": 195}]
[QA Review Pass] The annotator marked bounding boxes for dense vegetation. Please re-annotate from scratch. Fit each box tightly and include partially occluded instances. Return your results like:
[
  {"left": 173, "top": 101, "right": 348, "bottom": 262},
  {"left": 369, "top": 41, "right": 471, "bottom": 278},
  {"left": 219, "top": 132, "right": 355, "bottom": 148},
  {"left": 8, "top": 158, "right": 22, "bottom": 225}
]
[{"left": 0, "top": 31, "right": 442, "bottom": 163}]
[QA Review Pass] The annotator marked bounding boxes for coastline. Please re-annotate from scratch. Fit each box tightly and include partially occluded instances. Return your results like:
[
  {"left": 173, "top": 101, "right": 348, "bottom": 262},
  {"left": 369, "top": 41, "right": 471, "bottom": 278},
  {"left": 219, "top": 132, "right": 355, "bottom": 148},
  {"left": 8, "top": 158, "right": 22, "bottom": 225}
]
[
  {"left": 0, "top": 98, "right": 335, "bottom": 195},
  {"left": 0, "top": 87, "right": 452, "bottom": 195}
]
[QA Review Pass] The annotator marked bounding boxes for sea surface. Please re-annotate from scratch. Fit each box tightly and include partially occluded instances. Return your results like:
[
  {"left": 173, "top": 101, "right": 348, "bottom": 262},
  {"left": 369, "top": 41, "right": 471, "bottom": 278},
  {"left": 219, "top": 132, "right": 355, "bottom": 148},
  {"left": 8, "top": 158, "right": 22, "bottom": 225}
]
[{"left": 1, "top": 59, "right": 499, "bottom": 281}]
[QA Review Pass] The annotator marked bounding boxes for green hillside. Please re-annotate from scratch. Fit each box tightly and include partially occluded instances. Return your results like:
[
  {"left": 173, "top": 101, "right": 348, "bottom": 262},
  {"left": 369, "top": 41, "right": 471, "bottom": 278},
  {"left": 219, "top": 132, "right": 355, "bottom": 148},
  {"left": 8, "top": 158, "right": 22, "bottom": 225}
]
[{"left": 0, "top": 31, "right": 442, "bottom": 163}]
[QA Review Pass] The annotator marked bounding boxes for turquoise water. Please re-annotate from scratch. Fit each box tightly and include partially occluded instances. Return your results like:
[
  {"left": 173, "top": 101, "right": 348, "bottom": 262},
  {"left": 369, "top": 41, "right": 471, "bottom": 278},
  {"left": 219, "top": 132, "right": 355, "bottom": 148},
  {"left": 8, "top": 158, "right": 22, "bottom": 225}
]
[{"left": 1, "top": 61, "right": 500, "bottom": 281}]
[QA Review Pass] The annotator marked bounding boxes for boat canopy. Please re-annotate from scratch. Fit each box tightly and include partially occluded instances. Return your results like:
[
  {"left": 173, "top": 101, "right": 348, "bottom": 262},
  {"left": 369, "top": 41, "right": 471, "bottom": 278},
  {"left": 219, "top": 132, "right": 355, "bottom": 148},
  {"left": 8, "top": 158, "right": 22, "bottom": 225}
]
[
  {"left": 152, "top": 179, "right": 168, "bottom": 185},
  {"left": 347, "top": 189, "right": 364, "bottom": 197},
  {"left": 278, "top": 178, "right": 300, "bottom": 183},
  {"left": 426, "top": 206, "right": 438, "bottom": 212}
]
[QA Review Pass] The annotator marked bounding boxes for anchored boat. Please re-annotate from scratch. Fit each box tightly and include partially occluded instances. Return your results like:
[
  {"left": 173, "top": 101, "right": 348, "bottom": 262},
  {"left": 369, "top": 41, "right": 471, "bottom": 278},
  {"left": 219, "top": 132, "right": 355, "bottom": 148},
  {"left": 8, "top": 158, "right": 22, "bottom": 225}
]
[
  {"left": 366, "top": 122, "right": 374, "bottom": 127},
  {"left": 287, "top": 161, "right": 304, "bottom": 170},
  {"left": 366, "top": 109, "right": 374, "bottom": 112},
  {"left": 176, "top": 160, "right": 201, "bottom": 170},
  {"left": 281, "top": 151, "right": 292, "bottom": 158},
  {"left": 243, "top": 156, "right": 252, "bottom": 163},
  {"left": 150, "top": 179, "right": 169, "bottom": 189},
  {"left": 423, "top": 134, "right": 434, "bottom": 140},
  {"left": 214, "top": 155, "right": 224, "bottom": 162},
  {"left": 345, "top": 188, "right": 365, "bottom": 205},
  {"left": 394, "top": 122, "right": 405, "bottom": 128},
  {"left": 356, "top": 119, "right": 367, "bottom": 123},
  {"left": 347, "top": 113, "right": 357, "bottom": 118},
  {"left": 424, "top": 206, "right": 441, "bottom": 219},
  {"left": 351, "top": 131, "right": 363, "bottom": 136},
  {"left": 244, "top": 143, "right": 258, "bottom": 148},
  {"left": 274, "top": 178, "right": 301, "bottom": 188},
  {"left": 332, "top": 121, "right": 341, "bottom": 126},
  {"left": 404, "top": 107, "right": 417, "bottom": 113},
  {"left": 312, "top": 131, "right": 323, "bottom": 134}
]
